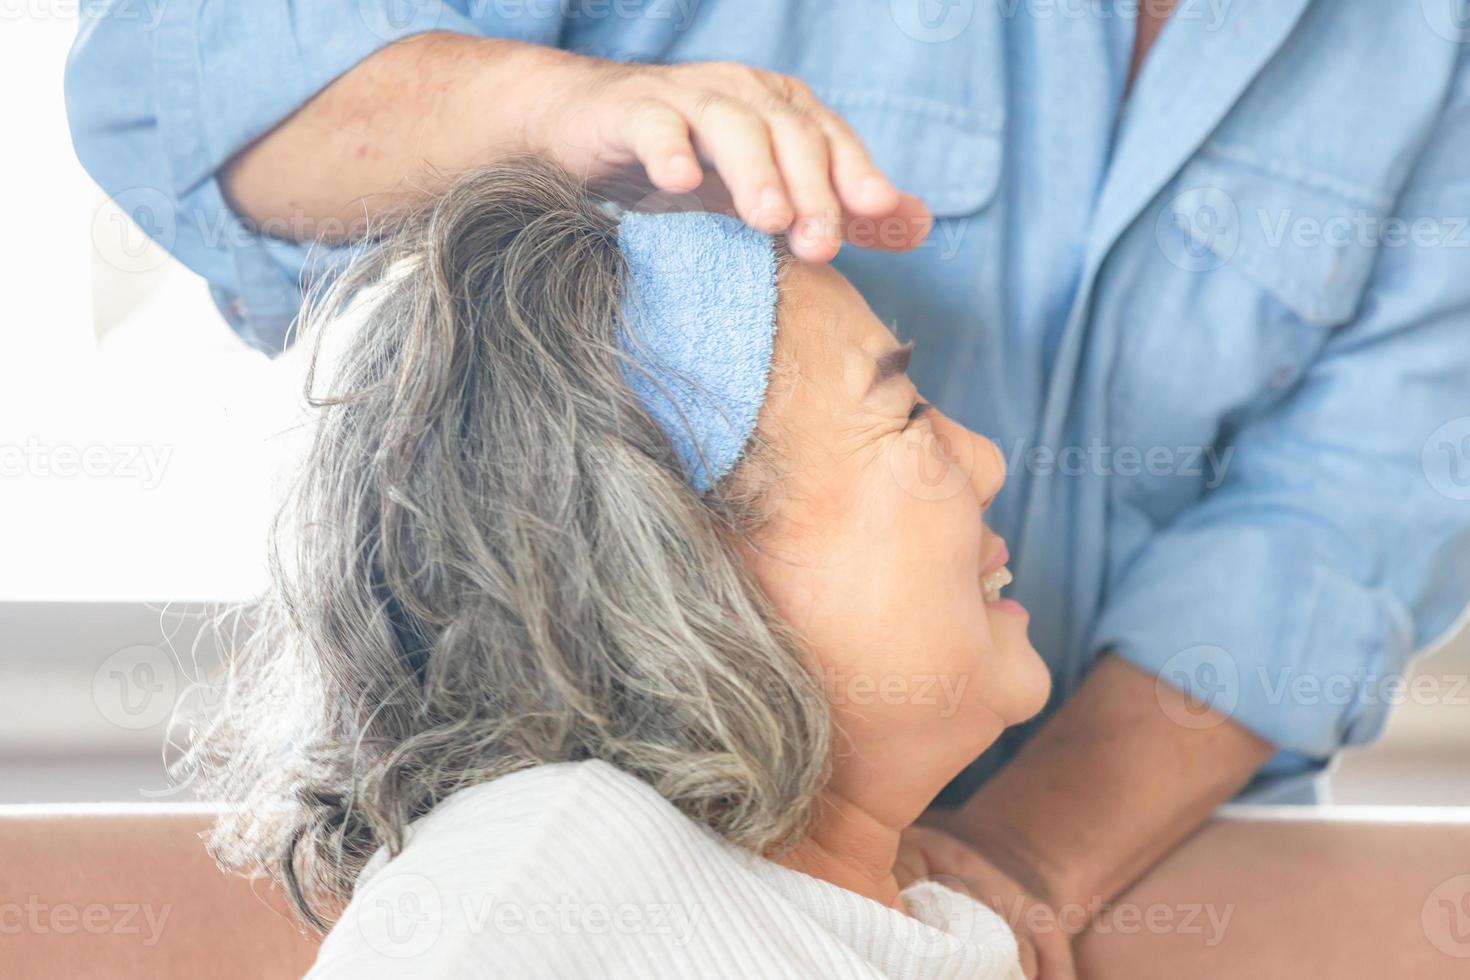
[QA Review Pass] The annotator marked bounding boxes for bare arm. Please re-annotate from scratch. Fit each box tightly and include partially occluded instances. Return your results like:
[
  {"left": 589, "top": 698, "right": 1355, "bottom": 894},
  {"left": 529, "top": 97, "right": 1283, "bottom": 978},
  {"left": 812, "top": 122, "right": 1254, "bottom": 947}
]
[
  {"left": 915, "top": 654, "right": 1274, "bottom": 976},
  {"left": 220, "top": 32, "right": 931, "bottom": 262},
  {"left": 220, "top": 32, "right": 557, "bottom": 239},
  {"left": 1076, "top": 810, "right": 1470, "bottom": 978},
  {"left": 942, "top": 654, "right": 1274, "bottom": 907}
]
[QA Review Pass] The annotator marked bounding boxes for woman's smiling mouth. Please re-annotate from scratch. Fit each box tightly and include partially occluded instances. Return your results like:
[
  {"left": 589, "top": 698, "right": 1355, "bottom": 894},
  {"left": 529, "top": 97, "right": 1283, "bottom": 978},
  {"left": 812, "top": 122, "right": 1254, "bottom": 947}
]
[
  {"left": 981, "top": 565, "right": 1013, "bottom": 603},
  {"left": 979, "top": 538, "right": 1026, "bottom": 614}
]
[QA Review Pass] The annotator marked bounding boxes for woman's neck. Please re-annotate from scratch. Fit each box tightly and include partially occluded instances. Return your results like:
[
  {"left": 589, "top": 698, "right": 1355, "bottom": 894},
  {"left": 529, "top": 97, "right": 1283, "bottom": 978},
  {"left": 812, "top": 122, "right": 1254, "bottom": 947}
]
[{"left": 774, "top": 788, "right": 909, "bottom": 910}]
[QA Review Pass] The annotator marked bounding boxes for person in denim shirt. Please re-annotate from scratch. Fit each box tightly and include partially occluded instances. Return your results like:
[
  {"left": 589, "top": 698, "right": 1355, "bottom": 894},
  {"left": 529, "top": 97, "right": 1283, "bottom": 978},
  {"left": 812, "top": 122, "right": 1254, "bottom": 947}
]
[{"left": 65, "top": 1, "right": 1470, "bottom": 974}]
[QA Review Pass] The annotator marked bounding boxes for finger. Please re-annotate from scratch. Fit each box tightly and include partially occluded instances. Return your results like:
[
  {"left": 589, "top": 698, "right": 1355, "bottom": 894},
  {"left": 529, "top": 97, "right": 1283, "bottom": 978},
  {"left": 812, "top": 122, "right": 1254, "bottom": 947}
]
[
  {"left": 679, "top": 93, "right": 793, "bottom": 233},
  {"left": 1033, "top": 931, "right": 1079, "bottom": 980},
  {"left": 766, "top": 104, "right": 844, "bottom": 261},
  {"left": 768, "top": 73, "right": 900, "bottom": 221},
  {"left": 812, "top": 110, "right": 900, "bottom": 218},
  {"left": 771, "top": 73, "right": 934, "bottom": 252},
  {"left": 1017, "top": 935, "right": 1041, "bottom": 980},
  {"left": 854, "top": 190, "right": 933, "bottom": 252},
  {"left": 621, "top": 99, "right": 704, "bottom": 193}
]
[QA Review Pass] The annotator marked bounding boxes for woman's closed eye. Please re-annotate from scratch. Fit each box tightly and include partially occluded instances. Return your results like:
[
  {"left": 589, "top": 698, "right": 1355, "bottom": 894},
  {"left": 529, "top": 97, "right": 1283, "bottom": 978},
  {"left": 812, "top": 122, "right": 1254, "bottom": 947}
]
[{"left": 905, "top": 400, "right": 933, "bottom": 428}]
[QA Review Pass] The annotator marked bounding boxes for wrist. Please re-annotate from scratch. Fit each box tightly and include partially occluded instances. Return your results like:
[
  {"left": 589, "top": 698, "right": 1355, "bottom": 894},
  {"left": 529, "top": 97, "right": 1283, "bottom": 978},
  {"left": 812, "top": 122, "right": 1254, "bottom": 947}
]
[
  {"left": 503, "top": 44, "right": 605, "bottom": 158},
  {"left": 942, "top": 809, "right": 1087, "bottom": 915}
]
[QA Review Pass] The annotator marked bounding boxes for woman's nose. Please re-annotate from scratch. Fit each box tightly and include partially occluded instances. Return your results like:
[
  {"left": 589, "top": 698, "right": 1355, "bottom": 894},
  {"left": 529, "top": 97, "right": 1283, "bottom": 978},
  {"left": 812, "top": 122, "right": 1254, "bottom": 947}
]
[
  {"left": 916, "top": 415, "right": 1005, "bottom": 507},
  {"left": 970, "top": 432, "right": 1006, "bottom": 510}
]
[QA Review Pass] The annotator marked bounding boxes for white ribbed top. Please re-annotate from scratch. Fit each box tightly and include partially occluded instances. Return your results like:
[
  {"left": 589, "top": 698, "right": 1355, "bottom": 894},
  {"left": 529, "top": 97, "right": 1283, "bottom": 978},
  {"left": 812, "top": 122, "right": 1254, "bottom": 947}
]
[{"left": 306, "top": 760, "right": 1024, "bottom": 979}]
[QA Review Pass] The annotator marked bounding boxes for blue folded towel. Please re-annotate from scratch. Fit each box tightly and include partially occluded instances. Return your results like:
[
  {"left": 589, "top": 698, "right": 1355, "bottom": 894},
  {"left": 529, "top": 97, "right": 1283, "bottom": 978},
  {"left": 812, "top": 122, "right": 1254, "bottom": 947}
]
[{"left": 617, "top": 211, "right": 779, "bottom": 494}]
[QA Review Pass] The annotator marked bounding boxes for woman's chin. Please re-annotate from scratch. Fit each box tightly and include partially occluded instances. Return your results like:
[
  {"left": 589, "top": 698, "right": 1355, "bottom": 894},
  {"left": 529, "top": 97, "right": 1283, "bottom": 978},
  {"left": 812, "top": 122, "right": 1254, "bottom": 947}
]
[
  {"left": 991, "top": 634, "right": 1053, "bottom": 726},
  {"left": 1012, "top": 644, "right": 1053, "bottom": 723}
]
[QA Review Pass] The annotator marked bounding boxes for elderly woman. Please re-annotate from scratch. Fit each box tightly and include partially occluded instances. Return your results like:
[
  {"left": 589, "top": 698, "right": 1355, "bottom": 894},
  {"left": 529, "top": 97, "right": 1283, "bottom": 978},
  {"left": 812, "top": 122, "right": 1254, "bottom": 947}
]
[
  {"left": 183, "top": 160, "right": 1048, "bottom": 978},
  {"left": 19, "top": 160, "right": 1462, "bottom": 980},
  {"left": 72, "top": 5, "right": 1470, "bottom": 974}
]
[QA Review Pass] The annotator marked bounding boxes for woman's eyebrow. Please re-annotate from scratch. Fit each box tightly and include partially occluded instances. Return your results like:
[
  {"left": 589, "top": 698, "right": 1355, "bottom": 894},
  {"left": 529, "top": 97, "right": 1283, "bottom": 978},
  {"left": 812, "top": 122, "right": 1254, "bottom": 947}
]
[{"left": 865, "top": 340, "right": 915, "bottom": 396}]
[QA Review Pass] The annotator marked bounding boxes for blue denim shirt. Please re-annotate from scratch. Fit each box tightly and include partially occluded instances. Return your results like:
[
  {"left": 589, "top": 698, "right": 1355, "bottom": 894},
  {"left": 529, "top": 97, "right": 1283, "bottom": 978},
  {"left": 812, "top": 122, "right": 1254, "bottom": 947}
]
[{"left": 66, "top": 1, "right": 1470, "bottom": 803}]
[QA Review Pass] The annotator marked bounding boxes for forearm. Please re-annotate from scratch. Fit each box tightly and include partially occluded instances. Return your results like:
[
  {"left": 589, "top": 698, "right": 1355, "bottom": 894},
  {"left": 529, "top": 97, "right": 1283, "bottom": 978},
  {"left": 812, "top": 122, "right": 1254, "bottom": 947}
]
[
  {"left": 220, "top": 32, "right": 580, "bottom": 240},
  {"left": 1076, "top": 810, "right": 1470, "bottom": 978},
  {"left": 935, "top": 654, "right": 1274, "bottom": 914}
]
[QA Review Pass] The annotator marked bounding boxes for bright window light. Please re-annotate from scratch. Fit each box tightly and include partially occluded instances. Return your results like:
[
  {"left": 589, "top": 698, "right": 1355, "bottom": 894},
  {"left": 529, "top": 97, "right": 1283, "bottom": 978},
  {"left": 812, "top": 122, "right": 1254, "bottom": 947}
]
[{"left": 0, "top": 12, "right": 307, "bottom": 602}]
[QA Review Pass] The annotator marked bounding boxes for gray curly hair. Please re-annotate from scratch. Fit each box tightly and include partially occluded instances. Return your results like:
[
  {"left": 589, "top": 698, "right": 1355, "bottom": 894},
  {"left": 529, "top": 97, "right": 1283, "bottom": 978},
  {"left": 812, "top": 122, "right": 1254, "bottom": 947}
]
[{"left": 177, "top": 158, "right": 830, "bottom": 931}]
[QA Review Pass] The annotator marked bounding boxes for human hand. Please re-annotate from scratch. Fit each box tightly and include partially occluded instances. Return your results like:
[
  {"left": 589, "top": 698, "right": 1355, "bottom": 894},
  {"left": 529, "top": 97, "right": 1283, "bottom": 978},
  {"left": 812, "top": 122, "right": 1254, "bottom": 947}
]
[
  {"left": 898, "top": 824, "right": 1079, "bottom": 980},
  {"left": 522, "top": 55, "right": 933, "bottom": 262}
]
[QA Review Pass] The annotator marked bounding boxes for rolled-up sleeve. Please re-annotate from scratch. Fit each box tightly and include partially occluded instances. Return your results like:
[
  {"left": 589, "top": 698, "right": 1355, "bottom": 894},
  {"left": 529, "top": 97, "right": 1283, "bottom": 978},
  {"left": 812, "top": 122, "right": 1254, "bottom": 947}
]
[
  {"left": 1092, "top": 53, "right": 1470, "bottom": 766},
  {"left": 65, "top": 1, "right": 561, "bottom": 354}
]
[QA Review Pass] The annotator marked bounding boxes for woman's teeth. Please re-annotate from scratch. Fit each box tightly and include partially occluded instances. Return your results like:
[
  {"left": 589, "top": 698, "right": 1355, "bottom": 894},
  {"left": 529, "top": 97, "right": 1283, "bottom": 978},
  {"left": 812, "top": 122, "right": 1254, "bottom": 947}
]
[{"left": 981, "top": 566, "right": 1013, "bottom": 603}]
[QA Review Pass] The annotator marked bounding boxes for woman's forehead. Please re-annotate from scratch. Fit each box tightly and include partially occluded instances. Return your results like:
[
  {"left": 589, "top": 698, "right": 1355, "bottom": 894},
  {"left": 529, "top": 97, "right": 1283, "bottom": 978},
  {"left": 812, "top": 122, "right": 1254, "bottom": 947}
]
[{"left": 778, "top": 263, "right": 901, "bottom": 397}]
